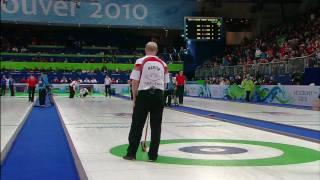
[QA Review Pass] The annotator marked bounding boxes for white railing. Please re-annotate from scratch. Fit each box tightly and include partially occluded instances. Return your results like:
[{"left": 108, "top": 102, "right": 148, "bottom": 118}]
[{"left": 195, "top": 53, "right": 319, "bottom": 79}]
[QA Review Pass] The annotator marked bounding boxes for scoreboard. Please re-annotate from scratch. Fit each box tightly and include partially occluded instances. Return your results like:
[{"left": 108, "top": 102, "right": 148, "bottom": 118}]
[{"left": 184, "top": 17, "right": 223, "bottom": 41}]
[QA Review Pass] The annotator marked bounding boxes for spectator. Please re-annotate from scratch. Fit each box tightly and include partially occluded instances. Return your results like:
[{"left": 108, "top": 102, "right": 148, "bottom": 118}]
[
  {"left": 225, "top": 78, "right": 231, "bottom": 85},
  {"left": 235, "top": 75, "right": 242, "bottom": 85},
  {"left": 253, "top": 77, "right": 262, "bottom": 86},
  {"left": 222, "top": 56, "right": 230, "bottom": 66},
  {"left": 84, "top": 77, "right": 90, "bottom": 84},
  {"left": 316, "top": 47, "right": 320, "bottom": 60},
  {"left": 67, "top": 77, "right": 72, "bottom": 83},
  {"left": 219, "top": 78, "right": 226, "bottom": 85},
  {"left": 90, "top": 77, "right": 97, "bottom": 84},
  {"left": 268, "top": 76, "right": 278, "bottom": 85},
  {"left": 255, "top": 47, "right": 262, "bottom": 59},
  {"left": 12, "top": 47, "right": 18, "bottom": 52},
  {"left": 52, "top": 77, "right": 60, "bottom": 83},
  {"left": 60, "top": 76, "right": 68, "bottom": 83},
  {"left": 21, "top": 47, "right": 28, "bottom": 53},
  {"left": 291, "top": 72, "right": 302, "bottom": 85},
  {"left": 111, "top": 78, "right": 116, "bottom": 84},
  {"left": 20, "top": 77, "right": 27, "bottom": 83}
]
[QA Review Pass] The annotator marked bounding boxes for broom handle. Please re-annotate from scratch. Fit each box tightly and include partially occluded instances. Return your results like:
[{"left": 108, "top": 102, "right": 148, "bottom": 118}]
[{"left": 143, "top": 113, "right": 149, "bottom": 142}]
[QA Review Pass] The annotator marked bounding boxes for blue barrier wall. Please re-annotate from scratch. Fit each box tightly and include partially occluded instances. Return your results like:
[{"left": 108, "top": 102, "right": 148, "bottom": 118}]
[{"left": 304, "top": 68, "right": 320, "bottom": 85}]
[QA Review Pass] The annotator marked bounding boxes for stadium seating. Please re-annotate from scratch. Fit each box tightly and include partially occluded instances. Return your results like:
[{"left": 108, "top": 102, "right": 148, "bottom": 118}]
[{"left": 195, "top": 10, "right": 320, "bottom": 85}]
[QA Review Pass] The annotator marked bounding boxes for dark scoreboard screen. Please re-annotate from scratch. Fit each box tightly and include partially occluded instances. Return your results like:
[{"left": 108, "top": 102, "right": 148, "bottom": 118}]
[{"left": 184, "top": 17, "right": 223, "bottom": 41}]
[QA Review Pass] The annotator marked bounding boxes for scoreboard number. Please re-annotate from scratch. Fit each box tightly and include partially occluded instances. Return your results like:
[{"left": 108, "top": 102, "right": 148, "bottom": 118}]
[{"left": 184, "top": 17, "right": 224, "bottom": 41}]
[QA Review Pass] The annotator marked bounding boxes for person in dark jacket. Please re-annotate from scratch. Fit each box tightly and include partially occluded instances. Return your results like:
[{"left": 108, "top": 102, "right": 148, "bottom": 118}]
[
  {"left": 38, "top": 73, "right": 49, "bottom": 106},
  {"left": 1, "top": 75, "right": 7, "bottom": 96},
  {"left": 8, "top": 76, "right": 15, "bottom": 96},
  {"left": 164, "top": 75, "right": 175, "bottom": 107}
]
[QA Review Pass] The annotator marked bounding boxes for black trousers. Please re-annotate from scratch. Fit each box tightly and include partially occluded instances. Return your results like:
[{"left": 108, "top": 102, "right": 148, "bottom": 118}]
[
  {"left": 126, "top": 89, "right": 164, "bottom": 160},
  {"left": 245, "top": 91, "right": 251, "bottom": 102},
  {"left": 105, "top": 85, "right": 111, "bottom": 97},
  {"left": 164, "top": 89, "right": 173, "bottom": 106},
  {"left": 9, "top": 85, "right": 15, "bottom": 96},
  {"left": 69, "top": 86, "right": 75, "bottom": 98},
  {"left": 1, "top": 85, "right": 6, "bottom": 96},
  {"left": 39, "top": 89, "right": 47, "bottom": 105},
  {"left": 177, "top": 85, "right": 184, "bottom": 104},
  {"left": 28, "top": 87, "right": 35, "bottom": 102}
]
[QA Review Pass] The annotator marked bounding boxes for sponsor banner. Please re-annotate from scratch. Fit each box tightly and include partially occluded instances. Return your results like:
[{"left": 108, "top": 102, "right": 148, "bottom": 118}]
[
  {"left": 91, "top": 84, "right": 129, "bottom": 95},
  {"left": 285, "top": 86, "right": 320, "bottom": 106},
  {"left": 185, "top": 84, "right": 225, "bottom": 99},
  {"left": 185, "top": 84, "right": 320, "bottom": 107},
  {"left": 1, "top": 0, "right": 196, "bottom": 29},
  {"left": 13, "top": 83, "right": 319, "bottom": 106}
]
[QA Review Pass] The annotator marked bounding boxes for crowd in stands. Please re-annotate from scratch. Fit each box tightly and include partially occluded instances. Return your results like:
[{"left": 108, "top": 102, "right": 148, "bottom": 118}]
[
  {"left": 202, "top": 71, "right": 306, "bottom": 86},
  {"left": 1, "top": 74, "right": 126, "bottom": 85},
  {"left": 49, "top": 76, "right": 126, "bottom": 84},
  {"left": 204, "top": 74, "right": 270, "bottom": 85},
  {"left": 1, "top": 38, "right": 185, "bottom": 64},
  {"left": 0, "top": 67, "right": 131, "bottom": 85},
  {"left": 1, "top": 26, "right": 149, "bottom": 54},
  {"left": 1, "top": 26, "right": 186, "bottom": 63},
  {"left": 0, "top": 38, "right": 144, "bottom": 64},
  {"left": 202, "top": 10, "right": 320, "bottom": 68},
  {"left": 2, "top": 43, "right": 144, "bottom": 57}
]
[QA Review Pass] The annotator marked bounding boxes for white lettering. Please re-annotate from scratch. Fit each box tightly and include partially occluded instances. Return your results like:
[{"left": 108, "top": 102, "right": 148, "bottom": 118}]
[
  {"left": 90, "top": 3, "right": 102, "bottom": 18},
  {"left": 70, "top": 2, "right": 76, "bottom": 16},
  {"left": 122, "top": 4, "right": 130, "bottom": 19},
  {"left": 133, "top": 4, "right": 148, "bottom": 20},
  {"left": 54, "top": 1, "right": 68, "bottom": 16},
  {"left": 38, "top": 0, "right": 53, "bottom": 15},
  {"left": 1, "top": 0, "right": 19, "bottom": 14},
  {"left": 22, "top": 0, "right": 36, "bottom": 15},
  {"left": 105, "top": 3, "right": 120, "bottom": 19},
  {"left": 1, "top": 1, "right": 149, "bottom": 23}
]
